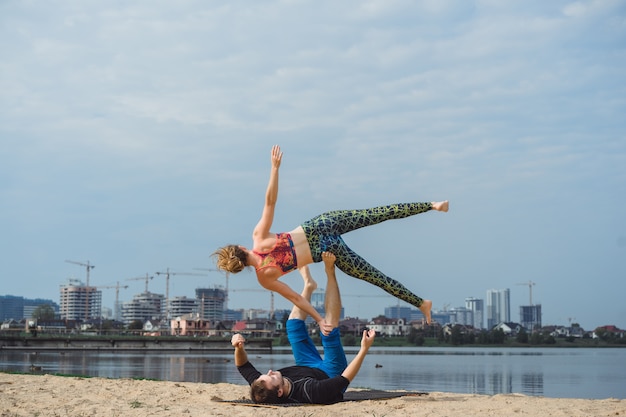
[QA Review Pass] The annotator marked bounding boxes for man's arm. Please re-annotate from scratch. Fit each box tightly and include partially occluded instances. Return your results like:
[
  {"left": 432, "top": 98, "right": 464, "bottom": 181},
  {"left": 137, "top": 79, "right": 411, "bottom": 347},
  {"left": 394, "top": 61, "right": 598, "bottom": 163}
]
[
  {"left": 231, "top": 333, "right": 249, "bottom": 366},
  {"left": 231, "top": 333, "right": 263, "bottom": 386},
  {"left": 340, "top": 329, "right": 376, "bottom": 382}
]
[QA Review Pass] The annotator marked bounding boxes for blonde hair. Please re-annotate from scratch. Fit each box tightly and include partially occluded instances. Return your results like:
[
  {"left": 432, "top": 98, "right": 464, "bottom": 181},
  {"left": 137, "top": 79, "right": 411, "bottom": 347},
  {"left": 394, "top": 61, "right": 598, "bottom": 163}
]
[{"left": 213, "top": 245, "right": 248, "bottom": 273}]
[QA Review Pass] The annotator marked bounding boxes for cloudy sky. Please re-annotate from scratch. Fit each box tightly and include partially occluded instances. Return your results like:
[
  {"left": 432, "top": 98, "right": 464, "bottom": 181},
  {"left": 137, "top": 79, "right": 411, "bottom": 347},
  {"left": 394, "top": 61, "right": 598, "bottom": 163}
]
[{"left": 1, "top": 1, "right": 624, "bottom": 330}]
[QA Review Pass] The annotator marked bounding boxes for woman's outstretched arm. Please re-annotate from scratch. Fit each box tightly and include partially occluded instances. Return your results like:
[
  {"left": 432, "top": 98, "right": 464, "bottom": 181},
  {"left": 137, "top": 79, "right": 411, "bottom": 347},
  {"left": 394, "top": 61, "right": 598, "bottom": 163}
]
[
  {"left": 258, "top": 276, "right": 333, "bottom": 335},
  {"left": 253, "top": 145, "right": 282, "bottom": 241}
]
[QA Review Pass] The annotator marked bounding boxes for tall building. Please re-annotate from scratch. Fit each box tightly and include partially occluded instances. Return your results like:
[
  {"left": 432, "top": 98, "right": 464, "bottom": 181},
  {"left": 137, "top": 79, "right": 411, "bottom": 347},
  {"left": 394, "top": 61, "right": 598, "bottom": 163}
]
[
  {"left": 169, "top": 296, "right": 198, "bottom": 318},
  {"left": 465, "top": 297, "right": 484, "bottom": 329},
  {"left": 519, "top": 305, "right": 542, "bottom": 332},
  {"left": 311, "top": 288, "right": 325, "bottom": 310},
  {"left": 121, "top": 292, "right": 164, "bottom": 324},
  {"left": 0, "top": 295, "right": 25, "bottom": 321},
  {"left": 486, "top": 289, "right": 510, "bottom": 329},
  {"left": 59, "top": 279, "right": 102, "bottom": 321},
  {"left": 450, "top": 306, "right": 473, "bottom": 326},
  {"left": 430, "top": 310, "right": 454, "bottom": 325},
  {"left": 0, "top": 296, "right": 60, "bottom": 321},
  {"left": 385, "top": 305, "right": 412, "bottom": 321},
  {"left": 196, "top": 288, "right": 226, "bottom": 320}
]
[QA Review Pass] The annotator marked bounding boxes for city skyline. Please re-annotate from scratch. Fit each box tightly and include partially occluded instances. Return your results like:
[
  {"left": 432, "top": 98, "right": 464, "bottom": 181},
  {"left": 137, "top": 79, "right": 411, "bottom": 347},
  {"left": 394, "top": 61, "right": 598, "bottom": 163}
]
[{"left": 0, "top": 280, "right": 608, "bottom": 330}]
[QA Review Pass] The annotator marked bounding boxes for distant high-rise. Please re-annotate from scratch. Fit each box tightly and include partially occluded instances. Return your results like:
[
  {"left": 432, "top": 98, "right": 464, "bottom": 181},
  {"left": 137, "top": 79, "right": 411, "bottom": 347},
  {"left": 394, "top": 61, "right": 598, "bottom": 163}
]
[
  {"left": 168, "top": 296, "right": 198, "bottom": 318},
  {"left": 196, "top": 288, "right": 226, "bottom": 320},
  {"left": 0, "top": 295, "right": 59, "bottom": 321},
  {"left": 486, "top": 289, "right": 510, "bottom": 329},
  {"left": 384, "top": 305, "right": 412, "bottom": 321},
  {"left": 311, "top": 288, "right": 325, "bottom": 309},
  {"left": 465, "top": 297, "right": 484, "bottom": 329},
  {"left": 0, "top": 295, "right": 26, "bottom": 321},
  {"left": 449, "top": 306, "right": 473, "bottom": 326},
  {"left": 121, "top": 292, "right": 164, "bottom": 324},
  {"left": 519, "top": 305, "right": 542, "bottom": 332},
  {"left": 59, "top": 279, "right": 102, "bottom": 321}
]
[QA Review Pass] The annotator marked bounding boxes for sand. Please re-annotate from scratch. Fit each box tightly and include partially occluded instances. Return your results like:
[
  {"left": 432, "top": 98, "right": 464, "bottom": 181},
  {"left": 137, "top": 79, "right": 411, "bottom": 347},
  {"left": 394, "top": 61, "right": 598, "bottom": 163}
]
[{"left": 1, "top": 373, "right": 624, "bottom": 417}]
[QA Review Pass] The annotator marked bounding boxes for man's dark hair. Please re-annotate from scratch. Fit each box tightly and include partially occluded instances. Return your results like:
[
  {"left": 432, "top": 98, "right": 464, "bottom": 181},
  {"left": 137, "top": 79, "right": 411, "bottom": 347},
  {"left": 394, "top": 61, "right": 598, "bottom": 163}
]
[{"left": 250, "top": 379, "right": 281, "bottom": 403}]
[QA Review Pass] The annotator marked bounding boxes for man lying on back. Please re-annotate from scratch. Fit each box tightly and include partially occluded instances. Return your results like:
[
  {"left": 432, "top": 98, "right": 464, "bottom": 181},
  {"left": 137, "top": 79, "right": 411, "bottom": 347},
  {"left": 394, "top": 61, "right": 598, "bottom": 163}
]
[{"left": 231, "top": 252, "right": 376, "bottom": 404}]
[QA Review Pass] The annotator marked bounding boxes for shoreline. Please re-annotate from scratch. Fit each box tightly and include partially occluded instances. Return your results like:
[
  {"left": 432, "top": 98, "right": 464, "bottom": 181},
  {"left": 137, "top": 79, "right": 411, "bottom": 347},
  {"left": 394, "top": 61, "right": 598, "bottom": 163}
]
[{"left": 1, "top": 373, "right": 624, "bottom": 417}]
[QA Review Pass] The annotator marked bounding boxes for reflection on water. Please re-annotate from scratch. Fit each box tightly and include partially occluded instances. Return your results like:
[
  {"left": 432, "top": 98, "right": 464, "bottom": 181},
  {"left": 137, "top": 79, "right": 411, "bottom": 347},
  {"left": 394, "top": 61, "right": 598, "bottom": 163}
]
[{"left": 1, "top": 347, "right": 625, "bottom": 399}]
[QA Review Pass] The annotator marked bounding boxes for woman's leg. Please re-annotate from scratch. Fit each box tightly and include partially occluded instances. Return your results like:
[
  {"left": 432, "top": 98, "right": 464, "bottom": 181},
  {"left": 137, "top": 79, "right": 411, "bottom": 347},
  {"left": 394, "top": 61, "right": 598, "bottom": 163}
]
[
  {"left": 311, "top": 202, "right": 441, "bottom": 236},
  {"left": 325, "top": 235, "right": 427, "bottom": 309},
  {"left": 302, "top": 202, "right": 444, "bottom": 262},
  {"left": 333, "top": 238, "right": 432, "bottom": 322}
]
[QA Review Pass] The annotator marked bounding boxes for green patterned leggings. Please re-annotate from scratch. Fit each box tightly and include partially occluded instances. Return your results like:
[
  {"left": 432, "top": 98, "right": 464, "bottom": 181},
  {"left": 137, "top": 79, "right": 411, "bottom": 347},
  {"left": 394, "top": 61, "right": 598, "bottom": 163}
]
[{"left": 300, "top": 202, "right": 432, "bottom": 308}]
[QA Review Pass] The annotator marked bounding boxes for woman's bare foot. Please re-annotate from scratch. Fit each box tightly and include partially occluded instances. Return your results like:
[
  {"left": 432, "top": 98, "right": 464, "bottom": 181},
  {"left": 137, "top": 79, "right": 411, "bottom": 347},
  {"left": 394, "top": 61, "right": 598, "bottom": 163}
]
[
  {"left": 432, "top": 201, "right": 449, "bottom": 212},
  {"left": 419, "top": 300, "right": 432, "bottom": 324}
]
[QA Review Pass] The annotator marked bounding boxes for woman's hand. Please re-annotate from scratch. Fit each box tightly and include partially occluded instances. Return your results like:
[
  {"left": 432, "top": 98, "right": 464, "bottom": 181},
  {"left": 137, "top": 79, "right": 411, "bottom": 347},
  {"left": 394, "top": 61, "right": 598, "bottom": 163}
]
[
  {"left": 270, "top": 144, "right": 283, "bottom": 169},
  {"left": 254, "top": 145, "right": 282, "bottom": 239},
  {"left": 317, "top": 319, "right": 334, "bottom": 336}
]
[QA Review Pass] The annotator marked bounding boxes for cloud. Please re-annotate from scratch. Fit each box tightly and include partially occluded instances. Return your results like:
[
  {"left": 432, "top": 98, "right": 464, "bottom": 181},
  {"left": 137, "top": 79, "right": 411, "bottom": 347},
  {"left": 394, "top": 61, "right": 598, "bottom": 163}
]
[{"left": 0, "top": 1, "right": 624, "bottom": 329}]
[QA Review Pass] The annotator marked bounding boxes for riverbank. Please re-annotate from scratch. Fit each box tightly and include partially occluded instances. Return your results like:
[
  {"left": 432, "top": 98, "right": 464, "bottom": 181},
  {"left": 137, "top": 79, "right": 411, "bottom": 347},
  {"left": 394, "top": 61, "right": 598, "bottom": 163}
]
[
  {"left": 0, "top": 335, "right": 273, "bottom": 352},
  {"left": 1, "top": 373, "right": 624, "bottom": 417}
]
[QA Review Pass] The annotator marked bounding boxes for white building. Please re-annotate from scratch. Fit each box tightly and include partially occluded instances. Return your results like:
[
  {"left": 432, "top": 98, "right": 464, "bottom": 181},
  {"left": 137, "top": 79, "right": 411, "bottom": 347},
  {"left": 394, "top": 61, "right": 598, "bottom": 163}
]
[
  {"left": 169, "top": 296, "right": 198, "bottom": 318},
  {"left": 121, "top": 292, "right": 164, "bottom": 324},
  {"left": 465, "top": 297, "right": 484, "bottom": 329},
  {"left": 486, "top": 289, "right": 510, "bottom": 329},
  {"left": 59, "top": 279, "right": 102, "bottom": 321},
  {"left": 369, "top": 317, "right": 406, "bottom": 336},
  {"left": 196, "top": 287, "right": 226, "bottom": 320}
]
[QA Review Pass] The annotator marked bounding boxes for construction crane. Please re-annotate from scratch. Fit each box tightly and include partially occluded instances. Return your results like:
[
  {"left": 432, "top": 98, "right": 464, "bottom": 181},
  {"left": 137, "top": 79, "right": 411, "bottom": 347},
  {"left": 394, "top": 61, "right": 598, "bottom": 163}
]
[
  {"left": 230, "top": 289, "right": 275, "bottom": 318},
  {"left": 194, "top": 268, "right": 229, "bottom": 310},
  {"left": 517, "top": 280, "right": 536, "bottom": 305},
  {"left": 65, "top": 260, "right": 95, "bottom": 320},
  {"left": 126, "top": 273, "right": 154, "bottom": 293},
  {"left": 96, "top": 282, "right": 129, "bottom": 321},
  {"left": 155, "top": 268, "right": 207, "bottom": 319}
]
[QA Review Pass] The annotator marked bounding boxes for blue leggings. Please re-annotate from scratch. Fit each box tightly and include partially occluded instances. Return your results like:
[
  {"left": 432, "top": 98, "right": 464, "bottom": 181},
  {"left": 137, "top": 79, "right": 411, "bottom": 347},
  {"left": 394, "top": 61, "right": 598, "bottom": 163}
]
[
  {"left": 301, "top": 202, "right": 432, "bottom": 308},
  {"left": 287, "top": 319, "right": 347, "bottom": 379}
]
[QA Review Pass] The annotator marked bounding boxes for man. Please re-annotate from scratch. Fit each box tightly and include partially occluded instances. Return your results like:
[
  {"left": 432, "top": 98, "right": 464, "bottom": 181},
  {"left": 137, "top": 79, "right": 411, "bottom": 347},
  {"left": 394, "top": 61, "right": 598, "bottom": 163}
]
[{"left": 231, "top": 251, "right": 376, "bottom": 404}]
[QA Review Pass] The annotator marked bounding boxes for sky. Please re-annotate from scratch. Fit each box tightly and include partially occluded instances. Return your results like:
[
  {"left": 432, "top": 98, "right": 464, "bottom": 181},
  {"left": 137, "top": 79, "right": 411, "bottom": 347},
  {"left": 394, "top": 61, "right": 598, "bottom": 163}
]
[{"left": 1, "top": 1, "right": 625, "bottom": 331}]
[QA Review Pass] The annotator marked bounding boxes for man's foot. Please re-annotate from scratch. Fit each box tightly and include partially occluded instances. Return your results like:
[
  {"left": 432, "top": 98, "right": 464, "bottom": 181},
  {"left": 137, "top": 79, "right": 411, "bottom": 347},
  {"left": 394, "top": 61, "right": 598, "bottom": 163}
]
[
  {"left": 432, "top": 201, "right": 449, "bottom": 212},
  {"left": 419, "top": 300, "right": 432, "bottom": 324},
  {"left": 322, "top": 251, "right": 336, "bottom": 269}
]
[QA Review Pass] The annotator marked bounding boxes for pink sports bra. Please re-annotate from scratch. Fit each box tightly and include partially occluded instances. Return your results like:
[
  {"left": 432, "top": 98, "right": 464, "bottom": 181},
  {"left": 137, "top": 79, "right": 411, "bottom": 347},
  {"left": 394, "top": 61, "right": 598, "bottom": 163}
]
[{"left": 253, "top": 232, "right": 298, "bottom": 275}]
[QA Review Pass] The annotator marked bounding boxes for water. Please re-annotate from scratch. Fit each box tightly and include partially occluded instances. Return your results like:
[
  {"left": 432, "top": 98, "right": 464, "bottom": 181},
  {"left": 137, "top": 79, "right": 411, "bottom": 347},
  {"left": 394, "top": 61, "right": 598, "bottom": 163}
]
[{"left": 1, "top": 347, "right": 625, "bottom": 399}]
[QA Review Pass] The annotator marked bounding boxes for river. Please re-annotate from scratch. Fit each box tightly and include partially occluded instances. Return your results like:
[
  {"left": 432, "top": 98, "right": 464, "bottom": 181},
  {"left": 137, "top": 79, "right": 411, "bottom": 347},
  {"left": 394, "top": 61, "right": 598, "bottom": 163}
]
[{"left": 1, "top": 346, "right": 624, "bottom": 399}]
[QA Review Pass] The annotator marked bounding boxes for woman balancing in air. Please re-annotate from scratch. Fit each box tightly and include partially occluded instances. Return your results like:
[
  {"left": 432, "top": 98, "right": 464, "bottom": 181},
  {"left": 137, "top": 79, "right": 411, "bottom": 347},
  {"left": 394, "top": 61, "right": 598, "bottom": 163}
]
[{"left": 214, "top": 145, "right": 448, "bottom": 335}]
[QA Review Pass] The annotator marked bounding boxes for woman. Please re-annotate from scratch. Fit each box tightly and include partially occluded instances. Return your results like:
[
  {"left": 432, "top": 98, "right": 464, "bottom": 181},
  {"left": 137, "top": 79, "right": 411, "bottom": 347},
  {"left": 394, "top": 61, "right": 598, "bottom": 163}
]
[{"left": 214, "top": 145, "right": 448, "bottom": 334}]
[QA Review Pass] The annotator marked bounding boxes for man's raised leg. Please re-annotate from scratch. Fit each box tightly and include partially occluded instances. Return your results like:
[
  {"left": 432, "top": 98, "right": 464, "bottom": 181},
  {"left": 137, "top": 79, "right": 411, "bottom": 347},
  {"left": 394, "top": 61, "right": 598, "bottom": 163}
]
[{"left": 322, "top": 252, "right": 341, "bottom": 328}]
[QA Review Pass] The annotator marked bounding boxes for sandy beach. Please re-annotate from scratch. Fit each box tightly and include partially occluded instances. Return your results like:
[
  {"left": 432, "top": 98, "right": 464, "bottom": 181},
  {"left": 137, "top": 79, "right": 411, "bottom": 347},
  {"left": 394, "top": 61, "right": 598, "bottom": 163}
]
[{"left": 1, "top": 373, "right": 624, "bottom": 417}]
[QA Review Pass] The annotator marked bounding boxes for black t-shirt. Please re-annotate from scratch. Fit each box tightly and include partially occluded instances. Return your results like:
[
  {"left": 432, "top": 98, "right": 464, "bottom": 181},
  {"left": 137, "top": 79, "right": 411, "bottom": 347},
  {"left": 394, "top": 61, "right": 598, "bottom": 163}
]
[{"left": 238, "top": 361, "right": 350, "bottom": 404}]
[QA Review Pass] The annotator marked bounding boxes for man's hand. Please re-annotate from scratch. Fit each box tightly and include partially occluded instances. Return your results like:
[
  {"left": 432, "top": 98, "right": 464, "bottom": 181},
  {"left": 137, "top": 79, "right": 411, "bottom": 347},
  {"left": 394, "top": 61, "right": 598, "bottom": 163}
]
[
  {"left": 321, "top": 251, "right": 336, "bottom": 268},
  {"left": 232, "top": 333, "right": 249, "bottom": 366},
  {"left": 341, "top": 328, "right": 377, "bottom": 383},
  {"left": 361, "top": 328, "right": 376, "bottom": 350},
  {"left": 231, "top": 333, "right": 245, "bottom": 348}
]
